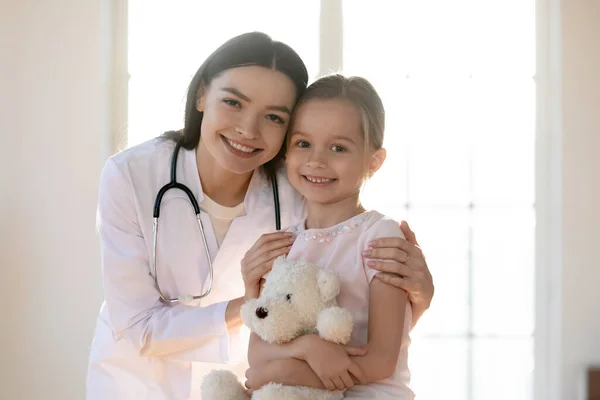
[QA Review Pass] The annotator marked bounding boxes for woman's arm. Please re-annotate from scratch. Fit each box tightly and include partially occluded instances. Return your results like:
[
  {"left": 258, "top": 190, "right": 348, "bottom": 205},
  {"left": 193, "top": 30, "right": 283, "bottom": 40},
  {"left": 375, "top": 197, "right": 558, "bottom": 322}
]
[{"left": 99, "top": 157, "right": 242, "bottom": 362}]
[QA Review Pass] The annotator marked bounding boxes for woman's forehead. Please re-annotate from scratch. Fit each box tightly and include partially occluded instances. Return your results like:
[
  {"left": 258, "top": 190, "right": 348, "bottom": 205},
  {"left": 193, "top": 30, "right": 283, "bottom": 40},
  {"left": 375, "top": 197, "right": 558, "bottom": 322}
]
[{"left": 207, "top": 66, "right": 297, "bottom": 108}]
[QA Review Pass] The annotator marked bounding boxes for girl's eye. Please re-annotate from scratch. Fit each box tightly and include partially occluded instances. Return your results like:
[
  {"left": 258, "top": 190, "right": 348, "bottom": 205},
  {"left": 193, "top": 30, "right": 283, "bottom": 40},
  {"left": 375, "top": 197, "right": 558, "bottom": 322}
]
[
  {"left": 266, "top": 114, "right": 285, "bottom": 124},
  {"left": 331, "top": 145, "right": 346, "bottom": 152},
  {"left": 223, "top": 99, "right": 241, "bottom": 108},
  {"left": 296, "top": 140, "right": 310, "bottom": 148},
  {"left": 285, "top": 294, "right": 292, "bottom": 302}
]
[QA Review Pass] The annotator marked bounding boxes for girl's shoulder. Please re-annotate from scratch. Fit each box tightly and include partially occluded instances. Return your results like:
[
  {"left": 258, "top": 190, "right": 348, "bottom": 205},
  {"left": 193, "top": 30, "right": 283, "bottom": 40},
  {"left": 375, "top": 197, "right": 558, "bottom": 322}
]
[{"left": 360, "top": 211, "right": 405, "bottom": 242}]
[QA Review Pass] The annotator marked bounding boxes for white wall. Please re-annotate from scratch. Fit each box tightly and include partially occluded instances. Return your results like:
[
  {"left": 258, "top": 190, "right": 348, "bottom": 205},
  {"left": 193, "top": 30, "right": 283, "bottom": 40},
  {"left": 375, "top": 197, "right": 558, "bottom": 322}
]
[
  {"left": 0, "top": 1, "right": 599, "bottom": 399},
  {"left": 560, "top": 0, "right": 600, "bottom": 398},
  {"left": 0, "top": 1, "right": 112, "bottom": 398}
]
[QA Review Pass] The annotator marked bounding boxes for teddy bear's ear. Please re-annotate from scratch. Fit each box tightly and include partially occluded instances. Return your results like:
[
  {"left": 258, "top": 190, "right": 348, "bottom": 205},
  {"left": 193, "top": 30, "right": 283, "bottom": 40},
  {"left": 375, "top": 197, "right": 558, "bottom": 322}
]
[{"left": 317, "top": 268, "right": 341, "bottom": 303}]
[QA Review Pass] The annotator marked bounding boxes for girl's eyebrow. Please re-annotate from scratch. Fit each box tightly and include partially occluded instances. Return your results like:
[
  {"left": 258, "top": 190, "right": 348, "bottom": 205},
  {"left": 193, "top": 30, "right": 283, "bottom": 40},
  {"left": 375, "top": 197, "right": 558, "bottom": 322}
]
[
  {"left": 289, "top": 131, "right": 356, "bottom": 145},
  {"left": 221, "top": 87, "right": 291, "bottom": 115}
]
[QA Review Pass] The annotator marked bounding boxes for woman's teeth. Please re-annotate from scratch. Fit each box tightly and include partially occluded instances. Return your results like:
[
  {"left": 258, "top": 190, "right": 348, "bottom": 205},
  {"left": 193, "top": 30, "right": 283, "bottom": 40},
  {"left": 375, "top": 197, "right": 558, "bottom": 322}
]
[
  {"left": 226, "top": 138, "right": 256, "bottom": 153},
  {"left": 305, "top": 176, "right": 334, "bottom": 183}
]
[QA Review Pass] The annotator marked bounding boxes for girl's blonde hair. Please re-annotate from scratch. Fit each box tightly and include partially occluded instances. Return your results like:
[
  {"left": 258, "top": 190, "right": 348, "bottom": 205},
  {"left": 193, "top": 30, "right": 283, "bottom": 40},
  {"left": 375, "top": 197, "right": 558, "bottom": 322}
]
[{"left": 293, "top": 74, "right": 385, "bottom": 152}]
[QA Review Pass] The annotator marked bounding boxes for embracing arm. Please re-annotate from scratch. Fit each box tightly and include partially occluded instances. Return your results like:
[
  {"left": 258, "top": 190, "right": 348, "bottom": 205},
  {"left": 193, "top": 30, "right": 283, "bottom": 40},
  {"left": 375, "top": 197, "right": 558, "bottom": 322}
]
[{"left": 99, "top": 157, "right": 243, "bottom": 362}]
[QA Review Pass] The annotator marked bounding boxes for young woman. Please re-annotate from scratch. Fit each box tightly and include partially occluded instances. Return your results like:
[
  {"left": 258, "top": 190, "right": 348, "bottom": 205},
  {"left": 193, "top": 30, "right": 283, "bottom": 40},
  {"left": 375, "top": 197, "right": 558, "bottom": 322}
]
[{"left": 86, "top": 32, "right": 433, "bottom": 400}]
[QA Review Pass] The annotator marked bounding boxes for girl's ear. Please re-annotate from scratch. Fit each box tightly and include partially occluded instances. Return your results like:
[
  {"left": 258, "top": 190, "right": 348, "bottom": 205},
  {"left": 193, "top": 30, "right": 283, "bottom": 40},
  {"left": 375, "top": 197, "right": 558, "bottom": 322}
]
[{"left": 367, "top": 148, "right": 387, "bottom": 178}]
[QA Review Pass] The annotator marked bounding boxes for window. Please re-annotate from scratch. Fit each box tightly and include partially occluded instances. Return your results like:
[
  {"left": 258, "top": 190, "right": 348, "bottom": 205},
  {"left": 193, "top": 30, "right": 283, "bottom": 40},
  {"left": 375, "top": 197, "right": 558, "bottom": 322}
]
[{"left": 126, "top": 2, "right": 536, "bottom": 399}]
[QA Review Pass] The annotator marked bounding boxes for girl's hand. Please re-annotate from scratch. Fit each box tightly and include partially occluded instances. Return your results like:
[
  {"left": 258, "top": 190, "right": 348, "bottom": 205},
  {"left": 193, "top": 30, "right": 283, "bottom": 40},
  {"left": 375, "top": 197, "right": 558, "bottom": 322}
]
[
  {"left": 364, "top": 221, "right": 434, "bottom": 310},
  {"left": 241, "top": 232, "right": 294, "bottom": 300},
  {"left": 300, "top": 334, "right": 367, "bottom": 390}
]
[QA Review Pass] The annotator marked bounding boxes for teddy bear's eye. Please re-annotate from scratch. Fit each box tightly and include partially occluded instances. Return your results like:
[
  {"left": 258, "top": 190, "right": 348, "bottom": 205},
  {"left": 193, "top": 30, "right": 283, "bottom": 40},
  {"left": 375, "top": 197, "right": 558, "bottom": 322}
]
[{"left": 285, "top": 294, "right": 292, "bottom": 302}]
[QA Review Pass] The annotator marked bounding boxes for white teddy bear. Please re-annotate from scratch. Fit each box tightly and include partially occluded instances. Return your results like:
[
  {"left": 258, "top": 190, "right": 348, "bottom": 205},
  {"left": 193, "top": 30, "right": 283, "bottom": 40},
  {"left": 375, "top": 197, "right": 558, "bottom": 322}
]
[{"left": 201, "top": 257, "right": 354, "bottom": 400}]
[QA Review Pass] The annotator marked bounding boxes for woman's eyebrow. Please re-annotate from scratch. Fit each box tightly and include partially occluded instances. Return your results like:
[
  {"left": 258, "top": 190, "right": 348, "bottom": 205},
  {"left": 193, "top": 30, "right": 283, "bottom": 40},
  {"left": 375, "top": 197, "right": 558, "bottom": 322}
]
[{"left": 221, "top": 87, "right": 291, "bottom": 115}]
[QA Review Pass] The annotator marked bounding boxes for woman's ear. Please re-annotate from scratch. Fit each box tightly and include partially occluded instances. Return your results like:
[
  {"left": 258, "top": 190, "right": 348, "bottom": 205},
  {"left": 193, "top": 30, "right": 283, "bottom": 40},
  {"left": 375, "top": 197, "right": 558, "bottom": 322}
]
[{"left": 367, "top": 148, "right": 387, "bottom": 178}]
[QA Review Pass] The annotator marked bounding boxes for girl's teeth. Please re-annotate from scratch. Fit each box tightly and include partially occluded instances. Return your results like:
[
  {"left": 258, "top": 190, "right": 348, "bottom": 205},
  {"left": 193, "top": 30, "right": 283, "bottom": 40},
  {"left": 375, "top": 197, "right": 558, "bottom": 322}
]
[
  {"left": 307, "top": 176, "right": 333, "bottom": 183},
  {"left": 227, "top": 138, "right": 255, "bottom": 153}
]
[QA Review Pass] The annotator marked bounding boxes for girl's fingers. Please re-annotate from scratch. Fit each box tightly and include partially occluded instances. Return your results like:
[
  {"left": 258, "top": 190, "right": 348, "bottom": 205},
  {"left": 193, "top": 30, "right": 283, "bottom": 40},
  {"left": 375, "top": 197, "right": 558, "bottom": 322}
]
[
  {"left": 340, "top": 372, "right": 355, "bottom": 389},
  {"left": 331, "top": 376, "right": 346, "bottom": 390}
]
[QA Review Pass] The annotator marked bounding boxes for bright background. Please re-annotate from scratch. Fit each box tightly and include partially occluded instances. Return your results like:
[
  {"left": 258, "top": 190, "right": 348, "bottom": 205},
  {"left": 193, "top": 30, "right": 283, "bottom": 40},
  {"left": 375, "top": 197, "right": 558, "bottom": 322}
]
[{"left": 1, "top": 1, "right": 599, "bottom": 399}]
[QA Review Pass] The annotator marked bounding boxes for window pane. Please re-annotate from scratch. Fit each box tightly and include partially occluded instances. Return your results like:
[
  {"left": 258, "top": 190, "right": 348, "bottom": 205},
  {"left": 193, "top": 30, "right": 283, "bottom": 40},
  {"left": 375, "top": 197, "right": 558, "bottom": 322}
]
[
  {"left": 409, "top": 337, "right": 469, "bottom": 400},
  {"left": 127, "top": 0, "right": 320, "bottom": 147},
  {"left": 471, "top": 79, "right": 535, "bottom": 206},
  {"left": 407, "top": 206, "right": 470, "bottom": 335},
  {"left": 472, "top": 207, "right": 535, "bottom": 336},
  {"left": 472, "top": 338, "right": 534, "bottom": 400}
]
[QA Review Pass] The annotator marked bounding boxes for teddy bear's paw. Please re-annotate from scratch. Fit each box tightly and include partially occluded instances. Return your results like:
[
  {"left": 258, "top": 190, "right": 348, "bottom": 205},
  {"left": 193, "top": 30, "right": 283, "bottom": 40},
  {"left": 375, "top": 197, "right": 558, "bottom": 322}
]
[
  {"left": 317, "top": 306, "right": 354, "bottom": 344},
  {"left": 200, "top": 369, "right": 249, "bottom": 400}
]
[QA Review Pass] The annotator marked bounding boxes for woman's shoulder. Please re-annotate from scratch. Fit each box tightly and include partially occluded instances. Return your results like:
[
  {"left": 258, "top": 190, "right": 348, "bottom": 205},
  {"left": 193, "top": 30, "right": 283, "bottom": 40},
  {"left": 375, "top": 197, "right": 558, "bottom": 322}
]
[{"left": 109, "top": 136, "right": 176, "bottom": 169}]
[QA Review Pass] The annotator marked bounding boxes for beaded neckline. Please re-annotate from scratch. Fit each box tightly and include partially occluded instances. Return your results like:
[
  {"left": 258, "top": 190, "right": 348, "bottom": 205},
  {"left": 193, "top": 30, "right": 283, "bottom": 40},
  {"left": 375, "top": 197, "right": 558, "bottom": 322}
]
[{"left": 289, "top": 211, "right": 373, "bottom": 244}]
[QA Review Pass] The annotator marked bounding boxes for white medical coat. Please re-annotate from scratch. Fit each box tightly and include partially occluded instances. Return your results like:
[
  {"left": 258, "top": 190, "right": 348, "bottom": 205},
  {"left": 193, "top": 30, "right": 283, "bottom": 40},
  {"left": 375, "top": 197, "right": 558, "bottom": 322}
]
[{"left": 86, "top": 138, "right": 305, "bottom": 399}]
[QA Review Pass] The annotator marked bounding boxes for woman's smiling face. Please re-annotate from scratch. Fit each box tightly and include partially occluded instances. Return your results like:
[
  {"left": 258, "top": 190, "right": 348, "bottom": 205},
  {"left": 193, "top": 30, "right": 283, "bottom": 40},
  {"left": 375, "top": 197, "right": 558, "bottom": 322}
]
[{"left": 196, "top": 65, "right": 297, "bottom": 175}]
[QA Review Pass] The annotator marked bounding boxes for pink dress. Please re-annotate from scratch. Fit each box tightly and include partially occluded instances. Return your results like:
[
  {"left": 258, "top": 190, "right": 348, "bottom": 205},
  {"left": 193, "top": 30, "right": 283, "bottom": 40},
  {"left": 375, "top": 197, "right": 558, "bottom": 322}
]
[{"left": 285, "top": 210, "right": 414, "bottom": 399}]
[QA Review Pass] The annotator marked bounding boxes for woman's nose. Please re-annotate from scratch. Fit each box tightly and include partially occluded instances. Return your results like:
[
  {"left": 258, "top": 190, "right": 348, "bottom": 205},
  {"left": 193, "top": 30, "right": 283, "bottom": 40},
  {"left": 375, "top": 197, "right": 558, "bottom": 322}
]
[{"left": 236, "top": 114, "right": 260, "bottom": 139}]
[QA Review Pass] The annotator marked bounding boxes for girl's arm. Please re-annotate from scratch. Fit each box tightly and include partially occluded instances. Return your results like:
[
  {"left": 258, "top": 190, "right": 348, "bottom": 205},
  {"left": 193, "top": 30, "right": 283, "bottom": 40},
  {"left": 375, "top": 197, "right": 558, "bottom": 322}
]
[
  {"left": 349, "top": 277, "right": 407, "bottom": 381},
  {"left": 246, "top": 277, "right": 406, "bottom": 389}
]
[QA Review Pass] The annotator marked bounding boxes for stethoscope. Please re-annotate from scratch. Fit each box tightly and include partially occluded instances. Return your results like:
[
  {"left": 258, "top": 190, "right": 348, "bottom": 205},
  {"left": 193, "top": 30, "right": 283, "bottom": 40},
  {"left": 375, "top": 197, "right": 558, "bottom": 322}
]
[{"left": 151, "top": 139, "right": 281, "bottom": 304}]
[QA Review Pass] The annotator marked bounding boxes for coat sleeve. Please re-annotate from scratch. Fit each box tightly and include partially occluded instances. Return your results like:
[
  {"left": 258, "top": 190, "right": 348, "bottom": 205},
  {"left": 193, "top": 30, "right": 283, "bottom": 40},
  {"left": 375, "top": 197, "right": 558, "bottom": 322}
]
[{"left": 96, "top": 157, "right": 241, "bottom": 363}]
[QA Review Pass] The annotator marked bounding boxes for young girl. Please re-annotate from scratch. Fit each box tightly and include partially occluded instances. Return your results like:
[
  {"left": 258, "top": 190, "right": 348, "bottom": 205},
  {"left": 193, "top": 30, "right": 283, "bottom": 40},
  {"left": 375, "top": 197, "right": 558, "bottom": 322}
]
[{"left": 244, "top": 74, "right": 414, "bottom": 399}]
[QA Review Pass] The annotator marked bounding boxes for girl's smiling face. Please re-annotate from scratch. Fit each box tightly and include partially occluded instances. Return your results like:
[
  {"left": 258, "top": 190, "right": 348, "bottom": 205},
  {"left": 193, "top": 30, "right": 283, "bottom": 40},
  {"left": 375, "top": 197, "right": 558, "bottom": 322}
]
[{"left": 286, "top": 99, "right": 384, "bottom": 206}]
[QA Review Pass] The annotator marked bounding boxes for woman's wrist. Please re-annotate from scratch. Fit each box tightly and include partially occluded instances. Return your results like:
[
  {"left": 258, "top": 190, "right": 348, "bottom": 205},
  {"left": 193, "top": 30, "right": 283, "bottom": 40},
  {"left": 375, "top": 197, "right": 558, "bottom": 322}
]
[{"left": 225, "top": 297, "right": 245, "bottom": 331}]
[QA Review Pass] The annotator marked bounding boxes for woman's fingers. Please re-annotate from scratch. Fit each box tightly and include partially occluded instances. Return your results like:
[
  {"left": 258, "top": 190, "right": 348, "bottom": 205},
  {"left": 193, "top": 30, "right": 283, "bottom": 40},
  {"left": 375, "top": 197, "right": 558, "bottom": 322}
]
[
  {"left": 400, "top": 220, "right": 419, "bottom": 246},
  {"left": 375, "top": 272, "right": 419, "bottom": 292},
  {"left": 363, "top": 247, "right": 411, "bottom": 264},
  {"left": 367, "top": 260, "right": 413, "bottom": 277},
  {"left": 248, "top": 246, "right": 291, "bottom": 272},
  {"left": 367, "top": 237, "right": 423, "bottom": 259},
  {"left": 245, "top": 234, "right": 294, "bottom": 264}
]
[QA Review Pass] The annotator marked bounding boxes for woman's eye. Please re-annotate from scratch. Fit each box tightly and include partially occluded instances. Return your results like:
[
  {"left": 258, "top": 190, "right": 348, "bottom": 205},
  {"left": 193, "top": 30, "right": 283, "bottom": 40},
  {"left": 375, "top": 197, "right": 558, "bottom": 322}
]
[
  {"left": 266, "top": 114, "right": 285, "bottom": 124},
  {"left": 285, "top": 294, "right": 292, "bottom": 301},
  {"left": 223, "top": 99, "right": 241, "bottom": 108},
  {"left": 296, "top": 140, "right": 310, "bottom": 148},
  {"left": 331, "top": 145, "right": 346, "bottom": 152}
]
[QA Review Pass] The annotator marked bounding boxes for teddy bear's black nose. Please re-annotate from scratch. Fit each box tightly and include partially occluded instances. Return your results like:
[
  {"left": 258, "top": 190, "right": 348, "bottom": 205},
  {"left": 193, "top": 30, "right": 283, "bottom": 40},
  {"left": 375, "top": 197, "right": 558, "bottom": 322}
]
[{"left": 255, "top": 307, "right": 268, "bottom": 319}]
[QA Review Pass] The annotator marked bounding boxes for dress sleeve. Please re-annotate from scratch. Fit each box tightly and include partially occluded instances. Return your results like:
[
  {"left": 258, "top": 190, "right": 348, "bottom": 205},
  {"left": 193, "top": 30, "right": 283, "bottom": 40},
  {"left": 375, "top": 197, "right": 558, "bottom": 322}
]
[
  {"left": 97, "top": 157, "right": 239, "bottom": 363},
  {"left": 361, "top": 217, "right": 406, "bottom": 283}
]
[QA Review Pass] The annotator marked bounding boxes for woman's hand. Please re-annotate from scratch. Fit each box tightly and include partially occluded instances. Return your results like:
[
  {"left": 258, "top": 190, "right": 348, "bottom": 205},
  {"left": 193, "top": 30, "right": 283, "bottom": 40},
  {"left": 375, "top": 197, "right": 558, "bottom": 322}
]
[
  {"left": 364, "top": 221, "right": 434, "bottom": 312},
  {"left": 241, "top": 232, "right": 294, "bottom": 300},
  {"left": 300, "top": 334, "right": 367, "bottom": 390}
]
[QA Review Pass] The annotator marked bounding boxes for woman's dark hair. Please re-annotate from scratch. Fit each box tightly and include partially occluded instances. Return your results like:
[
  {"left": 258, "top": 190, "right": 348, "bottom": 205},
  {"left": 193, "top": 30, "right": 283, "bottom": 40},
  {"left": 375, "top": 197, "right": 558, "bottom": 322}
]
[{"left": 163, "top": 32, "right": 309, "bottom": 177}]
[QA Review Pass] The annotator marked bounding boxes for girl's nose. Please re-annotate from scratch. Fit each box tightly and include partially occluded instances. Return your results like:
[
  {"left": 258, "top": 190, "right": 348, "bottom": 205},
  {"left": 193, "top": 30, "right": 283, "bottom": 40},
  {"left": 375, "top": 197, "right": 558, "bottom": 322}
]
[{"left": 306, "top": 150, "right": 327, "bottom": 168}]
